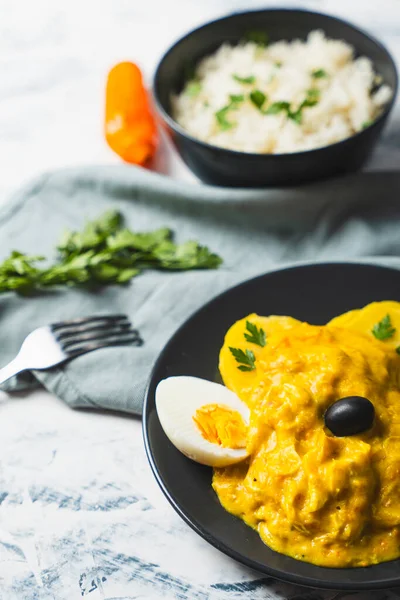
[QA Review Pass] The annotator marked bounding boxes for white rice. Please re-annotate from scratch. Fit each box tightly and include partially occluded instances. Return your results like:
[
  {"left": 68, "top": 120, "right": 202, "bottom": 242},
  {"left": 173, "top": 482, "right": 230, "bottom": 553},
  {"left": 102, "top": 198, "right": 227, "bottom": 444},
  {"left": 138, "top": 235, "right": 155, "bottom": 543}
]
[{"left": 172, "top": 30, "right": 392, "bottom": 154}]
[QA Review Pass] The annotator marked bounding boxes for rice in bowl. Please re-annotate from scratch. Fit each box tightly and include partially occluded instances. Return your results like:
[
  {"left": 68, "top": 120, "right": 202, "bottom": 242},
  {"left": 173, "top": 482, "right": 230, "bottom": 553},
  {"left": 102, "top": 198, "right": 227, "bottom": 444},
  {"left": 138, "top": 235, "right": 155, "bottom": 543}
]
[{"left": 172, "top": 30, "right": 392, "bottom": 154}]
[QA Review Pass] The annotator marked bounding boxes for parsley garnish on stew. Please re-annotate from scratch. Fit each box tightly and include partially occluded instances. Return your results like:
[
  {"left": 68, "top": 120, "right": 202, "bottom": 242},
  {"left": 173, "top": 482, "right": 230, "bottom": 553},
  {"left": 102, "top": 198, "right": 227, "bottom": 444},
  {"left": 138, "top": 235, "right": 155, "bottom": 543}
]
[
  {"left": 372, "top": 314, "right": 396, "bottom": 340},
  {"left": 229, "top": 347, "right": 256, "bottom": 372},
  {"left": 244, "top": 321, "right": 266, "bottom": 347}
]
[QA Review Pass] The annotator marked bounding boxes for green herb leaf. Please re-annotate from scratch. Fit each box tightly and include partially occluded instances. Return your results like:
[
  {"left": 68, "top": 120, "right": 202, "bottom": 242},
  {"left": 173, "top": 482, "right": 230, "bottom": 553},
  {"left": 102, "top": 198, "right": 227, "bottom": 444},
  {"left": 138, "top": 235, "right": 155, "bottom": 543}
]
[
  {"left": 107, "top": 227, "right": 172, "bottom": 252},
  {"left": 0, "top": 210, "right": 222, "bottom": 295},
  {"left": 233, "top": 74, "right": 256, "bottom": 84},
  {"left": 396, "top": 346, "right": 400, "bottom": 355},
  {"left": 250, "top": 90, "right": 267, "bottom": 110},
  {"left": 215, "top": 106, "right": 234, "bottom": 130},
  {"left": 229, "top": 347, "right": 256, "bottom": 372},
  {"left": 244, "top": 31, "right": 269, "bottom": 47},
  {"left": 372, "top": 314, "right": 396, "bottom": 340},
  {"left": 229, "top": 94, "right": 245, "bottom": 103},
  {"left": 275, "top": 62, "right": 282, "bottom": 68},
  {"left": 186, "top": 81, "right": 202, "bottom": 97},
  {"left": 93, "top": 209, "right": 122, "bottom": 234},
  {"left": 58, "top": 209, "right": 122, "bottom": 256},
  {"left": 152, "top": 240, "right": 222, "bottom": 270},
  {"left": 287, "top": 89, "right": 321, "bottom": 124},
  {"left": 0, "top": 251, "right": 45, "bottom": 294},
  {"left": 264, "top": 101, "right": 290, "bottom": 115},
  {"left": 312, "top": 69, "right": 328, "bottom": 79},
  {"left": 288, "top": 109, "right": 303, "bottom": 124},
  {"left": 244, "top": 321, "right": 266, "bottom": 347},
  {"left": 303, "top": 88, "right": 320, "bottom": 107},
  {"left": 362, "top": 120, "right": 374, "bottom": 129},
  {"left": 215, "top": 94, "right": 245, "bottom": 129}
]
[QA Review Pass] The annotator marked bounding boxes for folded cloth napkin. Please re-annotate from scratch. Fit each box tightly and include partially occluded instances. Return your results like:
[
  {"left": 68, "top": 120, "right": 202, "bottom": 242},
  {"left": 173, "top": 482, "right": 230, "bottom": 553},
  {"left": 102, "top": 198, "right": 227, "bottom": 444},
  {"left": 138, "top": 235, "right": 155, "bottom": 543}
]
[{"left": 1, "top": 165, "right": 400, "bottom": 415}]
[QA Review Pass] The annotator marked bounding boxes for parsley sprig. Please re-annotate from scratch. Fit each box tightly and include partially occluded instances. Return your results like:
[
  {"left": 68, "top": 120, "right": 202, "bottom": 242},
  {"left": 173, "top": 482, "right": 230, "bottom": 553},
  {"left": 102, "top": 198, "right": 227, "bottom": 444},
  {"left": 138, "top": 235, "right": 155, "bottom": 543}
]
[
  {"left": 0, "top": 210, "right": 222, "bottom": 295},
  {"left": 372, "top": 314, "right": 396, "bottom": 340},
  {"left": 229, "top": 347, "right": 256, "bottom": 372},
  {"left": 244, "top": 321, "right": 266, "bottom": 347}
]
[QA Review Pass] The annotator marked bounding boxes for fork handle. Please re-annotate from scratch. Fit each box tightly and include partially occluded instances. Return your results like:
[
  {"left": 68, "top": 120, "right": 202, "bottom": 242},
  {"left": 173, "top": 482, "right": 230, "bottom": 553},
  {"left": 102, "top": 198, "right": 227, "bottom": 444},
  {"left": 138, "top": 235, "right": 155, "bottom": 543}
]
[{"left": 0, "top": 358, "right": 23, "bottom": 385}]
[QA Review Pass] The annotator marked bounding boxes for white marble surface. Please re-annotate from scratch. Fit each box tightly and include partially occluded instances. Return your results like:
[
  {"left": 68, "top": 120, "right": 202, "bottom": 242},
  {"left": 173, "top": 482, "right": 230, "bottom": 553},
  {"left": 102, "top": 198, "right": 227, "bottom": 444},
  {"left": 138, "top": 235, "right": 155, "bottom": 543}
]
[{"left": 1, "top": 1, "right": 400, "bottom": 598}]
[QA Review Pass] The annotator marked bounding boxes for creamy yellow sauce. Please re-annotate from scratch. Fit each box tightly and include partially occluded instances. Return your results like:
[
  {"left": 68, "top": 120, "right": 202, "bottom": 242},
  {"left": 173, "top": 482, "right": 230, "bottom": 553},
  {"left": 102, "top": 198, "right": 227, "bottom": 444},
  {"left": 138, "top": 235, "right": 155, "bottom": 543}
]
[{"left": 215, "top": 302, "right": 400, "bottom": 568}]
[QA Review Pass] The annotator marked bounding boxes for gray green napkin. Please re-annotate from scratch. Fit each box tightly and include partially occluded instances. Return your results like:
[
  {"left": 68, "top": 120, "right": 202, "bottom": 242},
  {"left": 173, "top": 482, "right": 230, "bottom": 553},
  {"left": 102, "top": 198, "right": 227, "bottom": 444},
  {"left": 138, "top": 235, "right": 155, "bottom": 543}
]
[{"left": 1, "top": 165, "right": 400, "bottom": 415}]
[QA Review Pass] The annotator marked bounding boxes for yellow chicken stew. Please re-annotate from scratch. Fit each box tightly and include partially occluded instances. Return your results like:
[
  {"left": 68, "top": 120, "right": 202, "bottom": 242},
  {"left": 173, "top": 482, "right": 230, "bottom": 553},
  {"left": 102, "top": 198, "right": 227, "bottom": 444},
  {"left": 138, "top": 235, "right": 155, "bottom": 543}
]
[{"left": 215, "top": 303, "right": 400, "bottom": 568}]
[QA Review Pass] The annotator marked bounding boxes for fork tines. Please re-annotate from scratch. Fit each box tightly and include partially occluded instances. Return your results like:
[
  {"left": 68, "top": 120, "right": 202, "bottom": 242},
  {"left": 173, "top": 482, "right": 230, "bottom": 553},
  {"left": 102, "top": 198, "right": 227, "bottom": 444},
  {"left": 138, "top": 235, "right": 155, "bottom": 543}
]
[
  {"left": 51, "top": 314, "right": 129, "bottom": 330},
  {"left": 51, "top": 314, "right": 143, "bottom": 355}
]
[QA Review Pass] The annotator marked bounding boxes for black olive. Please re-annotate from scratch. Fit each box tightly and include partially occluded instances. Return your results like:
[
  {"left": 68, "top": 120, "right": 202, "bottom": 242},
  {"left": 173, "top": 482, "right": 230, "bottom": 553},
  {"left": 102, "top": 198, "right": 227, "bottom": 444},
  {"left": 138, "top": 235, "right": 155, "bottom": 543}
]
[{"left": 324, "top": 396, "right": 375, "bottom": 437}]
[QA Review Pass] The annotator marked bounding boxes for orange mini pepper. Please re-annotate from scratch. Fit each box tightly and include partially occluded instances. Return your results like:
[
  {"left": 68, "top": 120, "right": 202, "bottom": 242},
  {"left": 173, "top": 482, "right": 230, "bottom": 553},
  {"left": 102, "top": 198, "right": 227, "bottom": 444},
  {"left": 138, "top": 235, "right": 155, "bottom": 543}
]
[{"left": 105, "top": 61, "right": 158, "bottom": 165}]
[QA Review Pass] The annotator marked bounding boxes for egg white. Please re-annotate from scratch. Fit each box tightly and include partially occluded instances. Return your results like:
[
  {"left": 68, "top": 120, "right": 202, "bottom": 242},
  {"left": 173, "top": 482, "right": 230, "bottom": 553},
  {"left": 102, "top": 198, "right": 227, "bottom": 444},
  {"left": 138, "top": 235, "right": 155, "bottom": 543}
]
[{"left": 155, "top": 376, "right": 250, "bottom": 467}]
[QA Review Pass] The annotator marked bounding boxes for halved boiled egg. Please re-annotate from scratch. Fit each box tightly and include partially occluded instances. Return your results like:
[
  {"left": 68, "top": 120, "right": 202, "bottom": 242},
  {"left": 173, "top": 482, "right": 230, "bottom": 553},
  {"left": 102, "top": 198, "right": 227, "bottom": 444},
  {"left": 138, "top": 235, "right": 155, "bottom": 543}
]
[{"left": 155, "top": 376, "right": 250, "bottom": 467}]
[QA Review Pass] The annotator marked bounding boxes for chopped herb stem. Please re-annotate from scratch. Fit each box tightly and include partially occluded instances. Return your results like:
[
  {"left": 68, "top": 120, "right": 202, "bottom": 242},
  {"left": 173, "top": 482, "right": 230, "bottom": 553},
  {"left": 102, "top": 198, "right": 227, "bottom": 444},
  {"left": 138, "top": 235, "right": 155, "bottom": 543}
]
[
  {"left": 233, "top": 74, "right": 256, "bottom": 84},
  {"left": 264, "top": 101, "right": 290, "bottom": 115},
  {"left": 229, "top": 94, "right": 245, "bottom": 103}
]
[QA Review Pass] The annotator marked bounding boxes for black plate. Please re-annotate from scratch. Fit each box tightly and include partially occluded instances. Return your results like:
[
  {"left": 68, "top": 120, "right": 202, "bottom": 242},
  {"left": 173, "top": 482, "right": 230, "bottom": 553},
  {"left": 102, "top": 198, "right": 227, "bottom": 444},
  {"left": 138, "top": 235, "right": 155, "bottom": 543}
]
[{"left": 143, "top": 263, "right": 400, "bottom": 590}]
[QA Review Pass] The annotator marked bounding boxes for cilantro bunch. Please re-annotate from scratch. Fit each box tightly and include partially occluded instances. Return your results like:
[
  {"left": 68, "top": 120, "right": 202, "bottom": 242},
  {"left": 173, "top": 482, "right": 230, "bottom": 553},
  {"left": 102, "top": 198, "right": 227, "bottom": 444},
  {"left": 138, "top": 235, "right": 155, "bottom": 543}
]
[{"left": 0, "top": 210, "right": 222, "bottom": 295}]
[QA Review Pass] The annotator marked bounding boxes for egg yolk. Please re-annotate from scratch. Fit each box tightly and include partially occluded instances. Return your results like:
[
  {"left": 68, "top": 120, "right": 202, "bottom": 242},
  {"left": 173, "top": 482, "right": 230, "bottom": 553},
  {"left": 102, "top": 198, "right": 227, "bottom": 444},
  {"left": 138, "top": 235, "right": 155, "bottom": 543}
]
[{"left": 193, "top": 405, "right": 247, "bottom": 449}]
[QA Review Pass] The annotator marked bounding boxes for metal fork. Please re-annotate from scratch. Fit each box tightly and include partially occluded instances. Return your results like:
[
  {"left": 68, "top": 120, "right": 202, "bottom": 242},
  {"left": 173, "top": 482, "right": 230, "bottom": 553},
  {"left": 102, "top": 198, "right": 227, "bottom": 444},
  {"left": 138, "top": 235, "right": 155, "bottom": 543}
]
[{"left": 0, "top": 314, "right": 143, "bottom": 385}]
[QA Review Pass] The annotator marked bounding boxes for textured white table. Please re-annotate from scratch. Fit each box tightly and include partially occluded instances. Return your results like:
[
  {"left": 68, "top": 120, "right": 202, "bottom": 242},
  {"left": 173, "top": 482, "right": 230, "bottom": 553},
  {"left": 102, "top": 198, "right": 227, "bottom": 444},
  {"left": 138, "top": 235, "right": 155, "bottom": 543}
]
[{"left": 1, "top": 1, "right": 400, "bottom": 598}]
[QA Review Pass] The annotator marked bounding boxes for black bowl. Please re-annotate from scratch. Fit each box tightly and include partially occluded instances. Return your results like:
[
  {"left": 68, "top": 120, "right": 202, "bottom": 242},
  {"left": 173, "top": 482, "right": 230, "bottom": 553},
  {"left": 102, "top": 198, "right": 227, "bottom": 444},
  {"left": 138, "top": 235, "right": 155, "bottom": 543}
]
[
  {"left": 144, "top": 262, "right": 400, "bottom": 590},
  {"left": 153, "top": 9, "right": 398, "bottom": 187}
]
